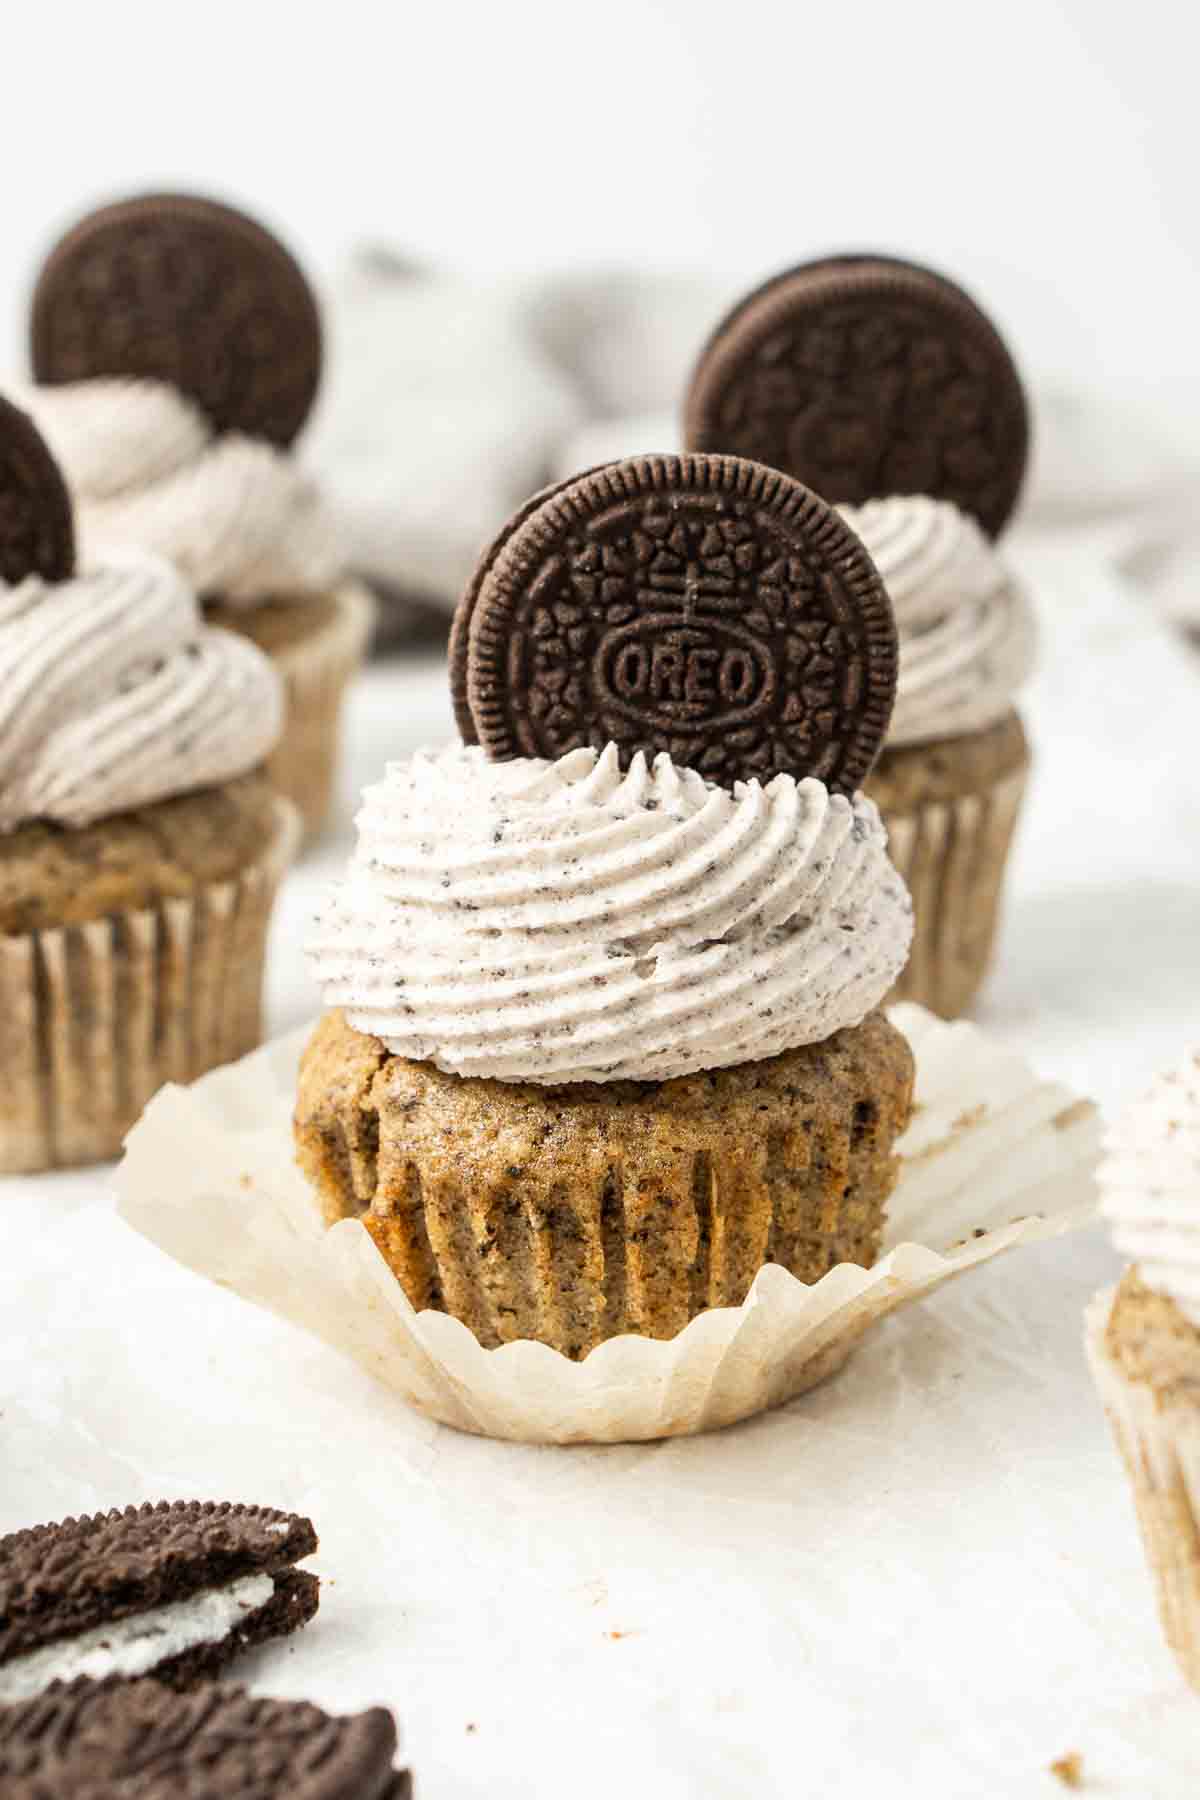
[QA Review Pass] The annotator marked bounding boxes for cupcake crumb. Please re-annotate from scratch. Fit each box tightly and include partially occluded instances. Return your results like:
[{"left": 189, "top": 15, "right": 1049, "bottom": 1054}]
[{"left": 1049, "top": 1751, "right": 1083, "bottom": 1788}]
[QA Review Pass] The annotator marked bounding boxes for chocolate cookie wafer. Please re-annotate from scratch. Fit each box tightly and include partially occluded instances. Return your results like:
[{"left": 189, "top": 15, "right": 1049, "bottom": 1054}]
[
  {"left": 0, "top": 1501, "right": 318, "bottom": 1702},
  {"left": 455, "top": 452, "right": 897, "bottom": 795},
  {"left": 683, "top": 253, "right": 1029, "bottom": 537},
  {"left": 0, "top": 1677, "right": 410, "bottom": 1799},
  {"left": 31, "top": 193, "right": 321, "bottom": 446},
  {"left": 0, "top": 392, "right": 75, "bottom": 585}
]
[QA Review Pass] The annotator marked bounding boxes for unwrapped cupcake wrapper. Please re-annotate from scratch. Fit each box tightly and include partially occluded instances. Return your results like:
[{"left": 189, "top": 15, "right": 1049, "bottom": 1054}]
[
  {"left": 0, "top": 800, "right": 300, "bottom": 1174},
  {"left": 267, "top": 579, "right": 375, "bottom": 844},
  {"left": 1086, "top": 1290, "right": 1200, "bottom": 1690},
  {"left": 117, "top": 1003, "right": 1100, "bottom": 1443},
  {"left": 881, "top": 749, "right": 1030, "bottom": 1021}
]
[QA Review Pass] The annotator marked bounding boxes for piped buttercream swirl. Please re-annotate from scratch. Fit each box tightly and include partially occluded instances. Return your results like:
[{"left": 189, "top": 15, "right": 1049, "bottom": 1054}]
[
  {"left": 1101, "top": 1050, "right": 1200, "bottom": 1326},
  {"left": 839, "top": 496, "right": 1035, "bottom": 746},
  {"left": 0, "top": 553, "right": 283, "bottom": 830},
  {"left": 17, "top": 378, "right": 341, "bottom": 607},
  {"left": 308, "top": 742, "right": 914, "bottom": 1084}
]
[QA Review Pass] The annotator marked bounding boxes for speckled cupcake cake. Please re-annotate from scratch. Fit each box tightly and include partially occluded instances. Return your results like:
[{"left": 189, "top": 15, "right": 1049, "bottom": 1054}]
[
  {"left": 0, "top": 395, "right": 296, "bottom": 1171},
  {"left": 1087, "top": 1051, "right": 1200, "bottom": 1690},
  {"left": 683, "top": 253, "right": 1035, "bottom": 1016},
  {"left": 296, "top": 455, "right": 915, "bottom": 1358},
  {"left": 21, "top": 192, "right": 374, "bottom": 843}
]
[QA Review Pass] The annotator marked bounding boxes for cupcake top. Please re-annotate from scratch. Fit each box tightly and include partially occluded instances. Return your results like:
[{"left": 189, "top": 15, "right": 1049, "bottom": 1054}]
[
  {"left": 1101, "top": 1050, "right": 1200, "bottom": 1326},
  {"left": 837, "top": 495, "right": 1036, "bottom": 748},
  {"left": 16, "top": 378, "right": 342, "bottom": 609},
  {"left": 0, "top": 550, "right": 283, "bottom": 831},
  {"left": 308, "top": 740, "right": 913, "bottom": 1084}
]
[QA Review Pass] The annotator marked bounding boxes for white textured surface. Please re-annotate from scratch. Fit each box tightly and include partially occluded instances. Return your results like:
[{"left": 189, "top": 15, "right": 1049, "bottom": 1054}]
[{"left": 2, "top": 538, "right": 1200, "bottom": 1793}]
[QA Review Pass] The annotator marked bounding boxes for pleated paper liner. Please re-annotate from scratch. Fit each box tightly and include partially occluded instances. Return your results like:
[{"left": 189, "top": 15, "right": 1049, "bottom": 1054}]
[
  {"left": 263, "top": 578, "right": 375, "bottom": 844},
  {"left": 1086, "top": 1290, "right": 1200, "bottom": 1690},
  {"left": 0, "top": 798, "right": 299, "bottom": 1175},
  {"left": 117, "top": 1003, "right": 1100, "bottom": 1445}
]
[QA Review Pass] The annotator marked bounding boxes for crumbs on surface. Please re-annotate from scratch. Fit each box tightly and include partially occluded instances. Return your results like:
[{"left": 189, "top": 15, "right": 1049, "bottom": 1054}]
[{"left": 1049, "top": 1751, "right": 1083, "bottom": 1788}]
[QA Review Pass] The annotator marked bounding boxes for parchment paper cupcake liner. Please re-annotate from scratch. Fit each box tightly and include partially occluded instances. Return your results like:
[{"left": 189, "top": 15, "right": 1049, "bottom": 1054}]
[
  {"left": 117, "top": 1003, "right": 1099, "bottom": 1443},
  {"left": 0, "top": 799, "right": 299, "bottom": 1174},
  {"left": 1086, "top": 1290, "right": 1200, "bottom": 1690},
  {"left": 880, "top": 747, "right": 1029, "bottom": 1020},
  {"left": 266, "top": 579, "right": 375, "bottom": 844}
]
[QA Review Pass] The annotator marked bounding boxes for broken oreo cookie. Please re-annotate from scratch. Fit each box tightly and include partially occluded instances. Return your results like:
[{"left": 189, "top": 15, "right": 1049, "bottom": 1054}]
[
  {"left": 31, "top": 193, "right": 322, "bottom": 446},
  {"left": 683, "top": 253, "right": 1029, "bottom": 537},
  {"left": 454, "top": 452, "right": 897, "bottom": 795},
  {"left": 0, "top": 1500, "right": 318, "bottom": 1702},
  {"left": 0, "top": 392, "right": 75, "bottom": 586}
]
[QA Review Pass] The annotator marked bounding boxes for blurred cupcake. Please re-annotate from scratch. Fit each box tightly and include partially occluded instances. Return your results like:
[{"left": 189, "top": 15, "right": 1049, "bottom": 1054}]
[
  {"left": 682, "top": 252, "right": 1033, "bottom": 1015},
  {"left": 838, "top": 496, "right": 1035, "bottom": 1016},
  {"left": 296, "top": 455, "right": 915, "bottom": 1359},
  {"left": 0, "top": 395, "right": 296, "bottom": 1172},
  {"left": 1087, "top": 1051, "right": 1200, "bottom": 1690},
  {"left": 22, "top": 193, "right": 374, "bottom": 843}
]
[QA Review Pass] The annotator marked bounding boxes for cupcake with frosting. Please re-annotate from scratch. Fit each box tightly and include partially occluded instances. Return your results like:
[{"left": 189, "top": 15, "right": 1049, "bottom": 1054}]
[
  {"left": 839, "top": 496, "right": 1035, "bottom": 1016},
  {"left": 296, "top": 454, "right": 916, "bottom": 1359},
  {"left": 1087, "top": 1051, "right": 1200, "bottom": 1690},
  {"left": 21, "top": 193, "right": 374, "bottom": 844},
  {"left": 0, "top": 395, "right": 296, "bottom": 1172}
]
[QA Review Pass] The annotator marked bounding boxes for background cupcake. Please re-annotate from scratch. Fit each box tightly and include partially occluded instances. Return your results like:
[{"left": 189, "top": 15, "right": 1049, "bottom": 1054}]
[
  {"left": 0, "top": 394, "right": 296, "bottom": 1171},
  {"left": 297, "top": 455, "right": 915, "bottom": 1359},
  {"left": 682, "top": 252, "right": 1034, "bottom": 1016},
  {"left": 1087, "top": 1050, "right": 1200, "bottom": 1691},
  {"left": 20, "top": 193, "right": 374, "bottom": 844}
]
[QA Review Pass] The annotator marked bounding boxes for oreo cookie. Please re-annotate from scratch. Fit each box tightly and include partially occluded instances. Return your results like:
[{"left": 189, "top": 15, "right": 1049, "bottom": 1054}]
[
  {"left": 30, "top": 193, "right": 322, "bottom": 446},
  {"left": 0, "top": 1501, "right": 319, "bottom": 1703},
  {"left": 454, "top": 453, "right": 897, "bottom": 795},
  {"left": 0, "top": 393, "right": 75, "bottom": 585},
  {"left": 683, "top": 253, "right": 1029, "bottom": 537},
  {"left": 0, "top": 1677, "right": 410, "bottom": 1799}
]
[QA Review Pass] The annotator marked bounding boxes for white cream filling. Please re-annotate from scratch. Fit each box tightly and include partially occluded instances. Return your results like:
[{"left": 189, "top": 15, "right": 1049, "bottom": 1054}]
[{"left": 0, "top": 1571, "right": 275, "bottom": 1703}]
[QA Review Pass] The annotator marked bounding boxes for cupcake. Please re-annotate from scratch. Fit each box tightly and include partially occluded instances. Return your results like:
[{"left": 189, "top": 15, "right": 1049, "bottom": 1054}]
[
  {"left": 682, "top": 252, "right": 1034, "bottom": 1016},
  {"left": 21, "top": 193, "right": 374, "bottom": 843},
  {"left": 1086, "top": 1051, "right": 1200, "bottom": 1689},
  {"left": 296, "top": 454, "right": 916, "bottom": 1359},
  {"left": 0, "top": 394, "right": 296, "bottom": 1172}
]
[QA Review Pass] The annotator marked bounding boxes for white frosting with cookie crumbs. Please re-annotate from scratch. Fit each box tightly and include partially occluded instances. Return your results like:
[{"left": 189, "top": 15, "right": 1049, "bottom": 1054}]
[
  {"left": 17, "top": 378, "right": 342, "bottom": 607},
  {"left": 0, "top": 1572, "right": 275, "bottom": 1704},
  {"left": 838, "top": 496, "right": 1035, "bottom": 746},
  {"left": 0, "top": 552, "right": 282, "bottom": 830},
  {"left": 309, "top": 742, "right": 913, "bottom": 1083},
  {"left": 1101, "top": 1050, "right": 1200, "bottom": 1325}
]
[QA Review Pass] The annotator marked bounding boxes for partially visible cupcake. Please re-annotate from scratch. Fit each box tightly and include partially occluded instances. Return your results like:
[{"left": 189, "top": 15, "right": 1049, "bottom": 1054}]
[
  {"left": 1087, "top": 1051, "right": 1200, "bottom": 1689},
  {"left": 296, "top": 455, "right": 916, "bottom": 1359},
  {"left": 0, "top": 395, "right": 296, "bottom": 1172},
  {"left": 838, "top": 496, "right": 1035, "bottom": 1016},
  {"left": 22, "top": 193, "right": 374, "bottom": 843}
]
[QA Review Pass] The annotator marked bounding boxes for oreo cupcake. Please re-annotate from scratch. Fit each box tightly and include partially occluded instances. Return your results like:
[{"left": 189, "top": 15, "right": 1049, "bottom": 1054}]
[
  {"left": 296, "top": 455, "right": 915, "bottom": 1359},
  {"left": 1087, "top": 1051, "right": 1200, "bottom": 1690},
  {"left": 683, "top": 253, "right": 1034, "bottom": 1016},
  {"left": 21, "top": 192, "right": 374, "bottom": 843},
  {"left": 0, "top": 396, "right": 296, "bottom": 1172}
]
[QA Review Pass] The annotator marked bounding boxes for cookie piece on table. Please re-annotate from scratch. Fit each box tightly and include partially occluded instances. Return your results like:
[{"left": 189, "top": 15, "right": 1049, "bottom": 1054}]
[
  {"left": 683, "top": 252, "right": 1029, "bottom": 537},
  {"left": 0, "top": 1500, "right": 319, "bottom": 1703},
  {"left": 0, "top": 1676, "right": 410, "bottom": 1799},
  {"left": 452, "top": 451, "right": 897, "bottom": 796},
  {"left": 30, "top": 193, "right": 321, "bottom": 447}
]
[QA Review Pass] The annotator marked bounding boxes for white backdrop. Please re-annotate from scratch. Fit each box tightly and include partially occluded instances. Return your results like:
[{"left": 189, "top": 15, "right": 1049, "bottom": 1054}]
[{"left": 3, "top": 0, "right": 1199, "bottom": 438}]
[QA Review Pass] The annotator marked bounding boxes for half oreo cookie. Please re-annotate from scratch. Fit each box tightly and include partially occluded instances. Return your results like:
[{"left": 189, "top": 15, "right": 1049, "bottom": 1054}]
[
  {"left": 0, "top": 392, "right": 75, "bottom": 585},
  {"left": 0, "top": 1500, "right": 319, "bottom": 1703},
  {"left": 683, "top": 252, "right": 1029, "bottom": 537}
]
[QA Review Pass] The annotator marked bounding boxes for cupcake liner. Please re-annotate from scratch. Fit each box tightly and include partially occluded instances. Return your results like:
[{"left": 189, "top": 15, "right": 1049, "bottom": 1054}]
[
  {"left": 1086, "top": 1290, "right": 1200, "bottom": 1689},
  {"left": 266, "top": 579, "right": 375, "bottom": 844},
  {"left": 880, "top": 744, "right": 1030, "bottom": 1021},
  {"left": 117, "top": 1003, "right": 1100, "bottom": 1443},
  {"left": 0, "top": 800, "right": 299, "bottom": 1174}
]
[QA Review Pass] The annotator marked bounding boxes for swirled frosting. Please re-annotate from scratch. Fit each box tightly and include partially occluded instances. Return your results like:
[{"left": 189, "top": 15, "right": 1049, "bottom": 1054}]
[
  {"left": 0, "top": 553, "right": 283, "bottom": 830},
  {"left": 838, "top": 496, "right": 1036, "bottom": 746},
  {"left": 1101, "top": 1050, "right": 1200, "bottom": 1326},
  {"left": 308, "top": 742, "right": 914, "bottom": 1084},
  {"left": 17, "top": 379, "right": 341, "bottom": 608}
]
